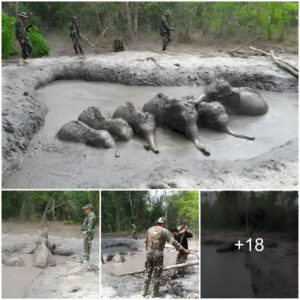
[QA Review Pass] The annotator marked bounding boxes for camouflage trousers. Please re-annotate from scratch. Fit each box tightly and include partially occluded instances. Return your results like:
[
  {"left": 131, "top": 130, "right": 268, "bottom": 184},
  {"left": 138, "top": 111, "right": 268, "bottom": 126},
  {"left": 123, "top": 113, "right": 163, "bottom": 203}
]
[
  {"left": 132, "top": 230, "right": 137, "bottom": 240},
  {"left": 71, "top": 33, "right": 83, "bottom": 54},
  {"left": 161, "top": 31, "right": 171, "bottom": 51},
  {"left": 83, "top": 234, "right": 93, "bottom": 260},
  {"left": 143, "top": 250, "right": 164, "bottom": 296},
  {"left": 176, "top": 253, "right": 188, "bottom": 277},
  {"left": 19, "top": 37, "right": 32, "bottom": 59}
]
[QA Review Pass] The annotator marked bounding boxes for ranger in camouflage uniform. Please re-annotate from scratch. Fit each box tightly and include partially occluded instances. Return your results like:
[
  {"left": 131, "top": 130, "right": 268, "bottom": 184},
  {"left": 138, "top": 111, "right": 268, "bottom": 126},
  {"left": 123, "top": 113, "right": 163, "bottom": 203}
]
[
  {"left": 160, "top": 10, "right": 174, "bottom": 51},
  {"left": 69, "top": 16, "right": 84, "bottom": 55},
  {"left": 15, "top": 12, "right": 33, "bottom": 63},
  {"left": 143, "top": 217, "right": 189, "bottom": 297},
  {"left": 80, "top": 204, "right": 96, "bottom": 263},
  {"left": 131, "top": 221, "right": 137, "bottom": 240},
  {"left": 172, "top": 223, "right": 193, "bottom": 277}
]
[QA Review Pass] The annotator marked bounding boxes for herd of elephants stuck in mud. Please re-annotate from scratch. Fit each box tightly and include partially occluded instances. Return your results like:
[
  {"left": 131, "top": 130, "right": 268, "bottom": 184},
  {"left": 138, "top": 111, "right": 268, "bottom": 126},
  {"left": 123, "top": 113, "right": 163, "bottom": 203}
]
[{"left": 58, "top": 79, "right": 269, "bottom": 156}]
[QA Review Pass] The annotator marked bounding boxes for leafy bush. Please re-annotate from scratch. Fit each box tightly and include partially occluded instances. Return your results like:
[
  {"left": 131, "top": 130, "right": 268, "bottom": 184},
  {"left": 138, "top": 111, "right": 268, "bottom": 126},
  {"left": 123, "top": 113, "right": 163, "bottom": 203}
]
[
  {"left": 2, "top": 13, "right": 17, "bottom": 58},
  {"left": 27, "top": 26, "right": 50, "bottom": 57}
]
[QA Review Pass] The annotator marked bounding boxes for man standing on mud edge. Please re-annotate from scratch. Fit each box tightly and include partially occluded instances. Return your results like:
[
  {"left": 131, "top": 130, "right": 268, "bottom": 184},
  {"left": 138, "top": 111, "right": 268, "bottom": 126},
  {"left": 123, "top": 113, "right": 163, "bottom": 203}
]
[
  {"left": 143, "top": 217, "right": 190, "bottom": 297},
  {"left": 80, "top": 204, "right": 96, "bottom": 263},
  {"left": 15, "top": 12, "right": 33, "bottom": 64},
  {"left": 69, "top": 16, "right": 84, "bottom": 55},
  {"left": 160, "top": 10, "right": 174, "bottom": 51}
]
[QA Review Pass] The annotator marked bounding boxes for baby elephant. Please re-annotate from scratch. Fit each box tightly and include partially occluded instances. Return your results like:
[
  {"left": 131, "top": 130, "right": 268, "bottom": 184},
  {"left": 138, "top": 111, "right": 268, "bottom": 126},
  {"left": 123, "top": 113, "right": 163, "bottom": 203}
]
[
  {"left": 113, "top": 102, "right": 159, "bottom": 153},
  {"left": 78, "top": 106, "right": 134, "bottom": 141},
  {"left": 197, "top": 101, "right": 255, "bottom": 140},
  {"left": 195, "top": 79, "right": 268, "bottom": 116},
  {"left": 57, "top": 120, "right": 115, "bottom": 148},
  {"left": 143, "top": 93, "right": 210, "bottom": 156}
]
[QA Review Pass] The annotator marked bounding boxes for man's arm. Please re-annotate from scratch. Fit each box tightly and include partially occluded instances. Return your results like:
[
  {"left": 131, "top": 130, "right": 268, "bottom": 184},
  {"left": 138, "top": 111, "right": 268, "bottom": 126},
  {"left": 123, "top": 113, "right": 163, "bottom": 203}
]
[
  {"left": 166, "top": 229, "right": 189, "bottom": 254},
  {"left": 144, "top": 231, "right": 149, "bottom": 250},
  {"left": 162, "top": 16, "right": 172, "bottom": 31}
]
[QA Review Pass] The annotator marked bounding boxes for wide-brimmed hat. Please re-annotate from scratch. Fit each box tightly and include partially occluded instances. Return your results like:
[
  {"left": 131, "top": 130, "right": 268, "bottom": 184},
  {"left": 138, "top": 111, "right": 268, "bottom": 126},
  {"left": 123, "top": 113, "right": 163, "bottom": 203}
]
[
  {"left": 156, "top": 217, "right": 166, "bottom": 224},
  {"left": 82, "top": 204, "right": 93, "bottom": 210},
  {"left": 164, "top": 10, "right": 172, "bottom": 16},
  {"left": 18, "top": 12, "right": 28, "bottom": 18}
]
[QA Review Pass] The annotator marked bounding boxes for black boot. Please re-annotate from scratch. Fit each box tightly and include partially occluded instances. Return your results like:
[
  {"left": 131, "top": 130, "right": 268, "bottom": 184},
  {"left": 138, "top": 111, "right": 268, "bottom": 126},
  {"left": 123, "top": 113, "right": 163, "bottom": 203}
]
[
  {"left": 78, "top": 45, "right": 84, "bottom": 54},
  {"left": 74, "top": 45, "right": 78, "bottom": 55}
]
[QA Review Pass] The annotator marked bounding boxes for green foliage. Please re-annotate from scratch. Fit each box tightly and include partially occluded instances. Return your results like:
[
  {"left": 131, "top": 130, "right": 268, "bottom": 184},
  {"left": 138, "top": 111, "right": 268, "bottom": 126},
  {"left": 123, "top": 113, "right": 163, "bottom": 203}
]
[
  {"left": 2, "top": 191, "right": 99, "bottom": 224},
  {"left": 27, "top": 26, "right": 50, "bottom": 57},
  {"left": 2, "top": 13, "right": 16, "bottom": 58},
  {"left": 101, "top": 191, "right": 199, "bottom": 235},
  {"left": 201, "top": 191, "right": 298, "bottom": 236}
]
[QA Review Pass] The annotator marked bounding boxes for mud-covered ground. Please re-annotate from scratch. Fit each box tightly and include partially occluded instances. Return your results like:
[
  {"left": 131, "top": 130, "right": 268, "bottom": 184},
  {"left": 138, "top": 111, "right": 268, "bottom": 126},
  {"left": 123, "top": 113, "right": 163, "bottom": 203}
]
[
  {"left": 2, "top": 51, "right": 298, "bottom": 189},
  {"left": 2, "top": 222, "right": 99, "bottom": 298},
  {"left": 201, "top": 230, "right": 298, "bottom": 298},
  {"left": 101, "top": 237, "right": 199, "bottom": 298}
]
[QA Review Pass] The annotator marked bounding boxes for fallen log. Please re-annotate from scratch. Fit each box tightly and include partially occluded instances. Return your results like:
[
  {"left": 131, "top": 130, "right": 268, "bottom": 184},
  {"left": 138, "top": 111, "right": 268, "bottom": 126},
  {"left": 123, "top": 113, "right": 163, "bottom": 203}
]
[
  {"left": 249, "top": 46, "right": 298, "bottom": 77},
  {"left": 228, "top": 36, "right": 259, "bottom": 56},
  {"left": 119, "top": 260, "right": 199, "bottom": 276},
  {"left": 270, "top": 50, "right": 298, "bottom": 77}
]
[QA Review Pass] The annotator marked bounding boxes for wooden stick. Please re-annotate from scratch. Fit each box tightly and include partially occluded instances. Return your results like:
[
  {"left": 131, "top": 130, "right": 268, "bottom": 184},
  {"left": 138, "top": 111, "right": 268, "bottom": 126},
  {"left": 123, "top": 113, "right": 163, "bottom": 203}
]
[
  {"left": 249, "top": 46, "right": 298, "bottom": 72},
  {"left": 119, "top": 260, "right": 199, "bottom": 276},
  {"left": 229, "top": 36, "right": 259, "bottom": 55},
  {"left": 81, "top": 34, "right": 95, "bottom": 47},
  {"left": 270, "top": 50, "right": 298, "bottom": 77}
]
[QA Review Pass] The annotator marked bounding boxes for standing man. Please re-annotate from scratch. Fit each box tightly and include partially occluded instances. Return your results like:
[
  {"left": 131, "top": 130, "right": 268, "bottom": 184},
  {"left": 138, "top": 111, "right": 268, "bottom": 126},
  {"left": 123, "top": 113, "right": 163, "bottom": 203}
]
[
  {"left": 15, "top": 12, "right": 33, "bottom": 64},
  {"left": 69, "top": 16, "right": 84, "bottom": 55},
  {"left": 80, "top": 204, "right": 96, "bottom": 263},
  {"left": 160, "top": 10, "right": 174, "bottom": 51},
  {"left": 174, "top": 223, "right": 193, "bottom": 277},
  {"left": 131, "top": 220, "right": 137, "bottom": 240},
  {"left": 143, "top": 217, "right": 190, "bottom": 297}
]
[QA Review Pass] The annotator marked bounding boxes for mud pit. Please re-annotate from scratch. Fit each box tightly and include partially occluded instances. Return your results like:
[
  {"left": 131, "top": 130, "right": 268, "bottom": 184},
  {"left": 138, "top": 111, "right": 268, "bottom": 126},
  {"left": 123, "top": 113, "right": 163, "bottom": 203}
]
[
  {"left": 4, "top": 80, "right": 298, "bottom": 189},
  {"left": 101, "top": 238, "right": 199, "bottom": 298},
  {"left": 2, "top": 53, "right": 298, "bottom": 189},
  {"left": 2, "top": 223, "right": 99, "bottom": 298}
]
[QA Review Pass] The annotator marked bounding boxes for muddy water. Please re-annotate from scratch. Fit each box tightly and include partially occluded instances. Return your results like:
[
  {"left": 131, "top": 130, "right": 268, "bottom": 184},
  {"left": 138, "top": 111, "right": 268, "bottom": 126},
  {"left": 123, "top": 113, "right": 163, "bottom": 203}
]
[
  {"left": 2, "top": 254, "right": 68, "bottom": 298},
  {"left": 4, "top": 80, "right": 298, "bottom": 188},
  {"left": 201, "top": 245, "right": 253, "bottom": 298}
]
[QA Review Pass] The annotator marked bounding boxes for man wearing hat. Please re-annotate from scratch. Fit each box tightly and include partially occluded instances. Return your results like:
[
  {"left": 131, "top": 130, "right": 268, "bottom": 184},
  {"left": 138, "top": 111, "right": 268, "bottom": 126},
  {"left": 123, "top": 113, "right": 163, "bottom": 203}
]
[
  {"left": 69, "top": 16, "right": 84, "bottom": 55},
  {"left": 80, "top": 204, "right": 96, "bottom": 263},
  {"left": 160, "top": 10, "right": 174, "bottom": 51},
  {"left": 15, "top": 12, "right": 33, "bottom": 64},
  {"left": 143, "top": 217, "right": 190, "bottom": 297}
]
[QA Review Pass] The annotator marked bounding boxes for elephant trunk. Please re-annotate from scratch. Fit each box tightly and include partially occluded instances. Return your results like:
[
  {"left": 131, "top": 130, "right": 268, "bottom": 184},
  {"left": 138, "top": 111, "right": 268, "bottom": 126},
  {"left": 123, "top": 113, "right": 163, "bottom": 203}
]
[
  {"left": 225, "top": 127, "right": 255, "bottom": 141},
  {"left": 144, "top": 132, "right": 159, "bottom": 154}
]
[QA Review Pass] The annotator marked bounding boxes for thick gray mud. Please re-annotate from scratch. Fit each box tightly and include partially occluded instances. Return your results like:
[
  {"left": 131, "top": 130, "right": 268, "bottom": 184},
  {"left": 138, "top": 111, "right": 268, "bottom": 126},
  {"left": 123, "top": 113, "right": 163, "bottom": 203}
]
[
  {"left": 3, "top": 80, "right": 298, "bottom": 189},
  {"left": 2, "top": 229, "right": 99, "bottom": 298}
]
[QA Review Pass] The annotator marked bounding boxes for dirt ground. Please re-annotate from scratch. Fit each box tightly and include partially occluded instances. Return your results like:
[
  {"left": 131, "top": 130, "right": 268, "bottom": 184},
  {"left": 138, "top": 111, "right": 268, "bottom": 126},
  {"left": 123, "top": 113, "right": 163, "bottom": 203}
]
[{"left": 2, "top": 221, "right": 99, "bottom": 298}]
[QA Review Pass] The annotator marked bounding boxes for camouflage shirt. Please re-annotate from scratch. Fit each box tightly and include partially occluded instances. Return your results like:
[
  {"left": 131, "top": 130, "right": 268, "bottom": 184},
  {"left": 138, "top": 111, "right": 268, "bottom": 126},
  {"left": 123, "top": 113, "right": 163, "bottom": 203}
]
[
  {"left": 69, "top": 22, "right": 80, "bottom": 38},
  {"left": 161, "top": 15, "right": 172, "bottom": 33},
  {"left": 15, "top": 18, "right": 27, "bottom": 41},
  {"left": 145, "top": 225, "right": 182, "bottom": 253},
  {"left": 81, "top": 211, "right": 96, "bottom": 235}
]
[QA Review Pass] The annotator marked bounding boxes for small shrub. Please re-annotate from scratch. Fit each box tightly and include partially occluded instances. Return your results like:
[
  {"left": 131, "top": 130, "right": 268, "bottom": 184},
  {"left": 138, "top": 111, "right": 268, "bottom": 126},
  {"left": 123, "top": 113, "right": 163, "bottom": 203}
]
[
  {"left": 27, "top": 26, "right": 50, "bottom": 57},
  {"left": 2, "top": 13, "right": 17, "bottom": 58}
]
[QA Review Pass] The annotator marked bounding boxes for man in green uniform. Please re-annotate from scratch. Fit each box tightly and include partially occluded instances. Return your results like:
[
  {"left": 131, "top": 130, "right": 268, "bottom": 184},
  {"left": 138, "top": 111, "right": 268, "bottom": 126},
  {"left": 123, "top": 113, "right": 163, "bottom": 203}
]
[
  {"left": 15, "top": 12, "right": 33, "bottom": 64},
  {"left": 160, "top": 10, "right": 174, "bottom": 51},
  {"left": 143, "top": 217, "right": 190, "bottom": 297},
  {"left": 80, "top": 204, "right": 96, "bottom": 263},
  {"left": 69, "top": 16, "right": 84, "bottom": 55},
  {"left": 131, "top": 221, "right": 137, "bottom": 240}
]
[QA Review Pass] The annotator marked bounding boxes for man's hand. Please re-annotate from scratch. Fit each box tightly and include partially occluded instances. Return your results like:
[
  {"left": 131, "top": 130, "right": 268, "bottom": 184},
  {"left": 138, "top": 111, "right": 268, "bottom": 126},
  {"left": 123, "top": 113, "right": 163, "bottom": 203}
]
[{"left": 182, "top": 248, "right": 190, "bottom": 254}]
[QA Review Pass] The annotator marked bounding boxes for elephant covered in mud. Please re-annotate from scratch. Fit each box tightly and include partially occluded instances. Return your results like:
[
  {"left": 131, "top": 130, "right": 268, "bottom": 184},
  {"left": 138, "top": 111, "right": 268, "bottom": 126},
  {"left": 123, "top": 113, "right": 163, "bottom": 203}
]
[
  {"left": 78, "top": 106, "right": 134, "bottom": 141},
  {"left": 143, "top": 93, "right": 210, "bottom": 156},
  {"left": 57, "top": 120, "right": 115, "bottom": 148},
  {"left": 33, "top": 229, "right": 56, "bottom": 268},
  {"left": 197, "top": 101, "right": 255, "bottom": 140},
  {"left": 196, "top": 80, "right": 268, "bottom": 116},
  {"left": 113, "top": 102, "right": 159, "bottom": 153}
]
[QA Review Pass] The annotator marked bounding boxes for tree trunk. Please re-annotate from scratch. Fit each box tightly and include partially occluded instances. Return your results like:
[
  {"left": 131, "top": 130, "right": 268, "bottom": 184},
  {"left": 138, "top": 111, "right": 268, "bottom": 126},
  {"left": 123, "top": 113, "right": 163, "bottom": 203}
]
[
  {"left": 133, "top": 2, "right": 139, "bottom": 41},
  {"left": 125, "top": 2, "right": 134, "bottom": 40}
]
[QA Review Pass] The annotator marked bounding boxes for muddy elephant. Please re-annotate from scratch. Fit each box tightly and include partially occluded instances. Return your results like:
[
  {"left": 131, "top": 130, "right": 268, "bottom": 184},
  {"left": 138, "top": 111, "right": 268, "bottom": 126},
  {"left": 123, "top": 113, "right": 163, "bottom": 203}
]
[
  {"left": 57, "top": 120, "right": 115, "bottom": 148},
  {"left": 33, "top": 229, "right": 56, "bottom": 268},
  {"left": 113, "top": 102, "right": 159, "bottom": 153},
  {"left": 195, "top": 80, "right": 268, "bottom": 116},
  {"left": 78, "top": 106, "right": 133, "bottom": 141},
  {"left": 143, "top": 93, "right": 210, "bottom": 156},
  {"left": 2, "top": 253, "right": 25, "bottom": 267},
  {"left": 197, "top": 101, "right": 255, "bottom": 140}
]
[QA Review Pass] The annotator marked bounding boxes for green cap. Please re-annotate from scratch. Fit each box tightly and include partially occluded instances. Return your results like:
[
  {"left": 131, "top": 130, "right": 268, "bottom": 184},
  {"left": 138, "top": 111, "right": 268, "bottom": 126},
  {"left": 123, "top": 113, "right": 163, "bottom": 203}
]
[
  {"left": 156, "top": 217, "right": 166, "bottom": 224},
  {"left": 164, "top": 10, "right": 171, "bottom": 16},
  {"left": 18, "top": 12, "right": 28, "bottom": 18},
  {"left": 82, "top": 204, "right": 93, "bottom": 210}
]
